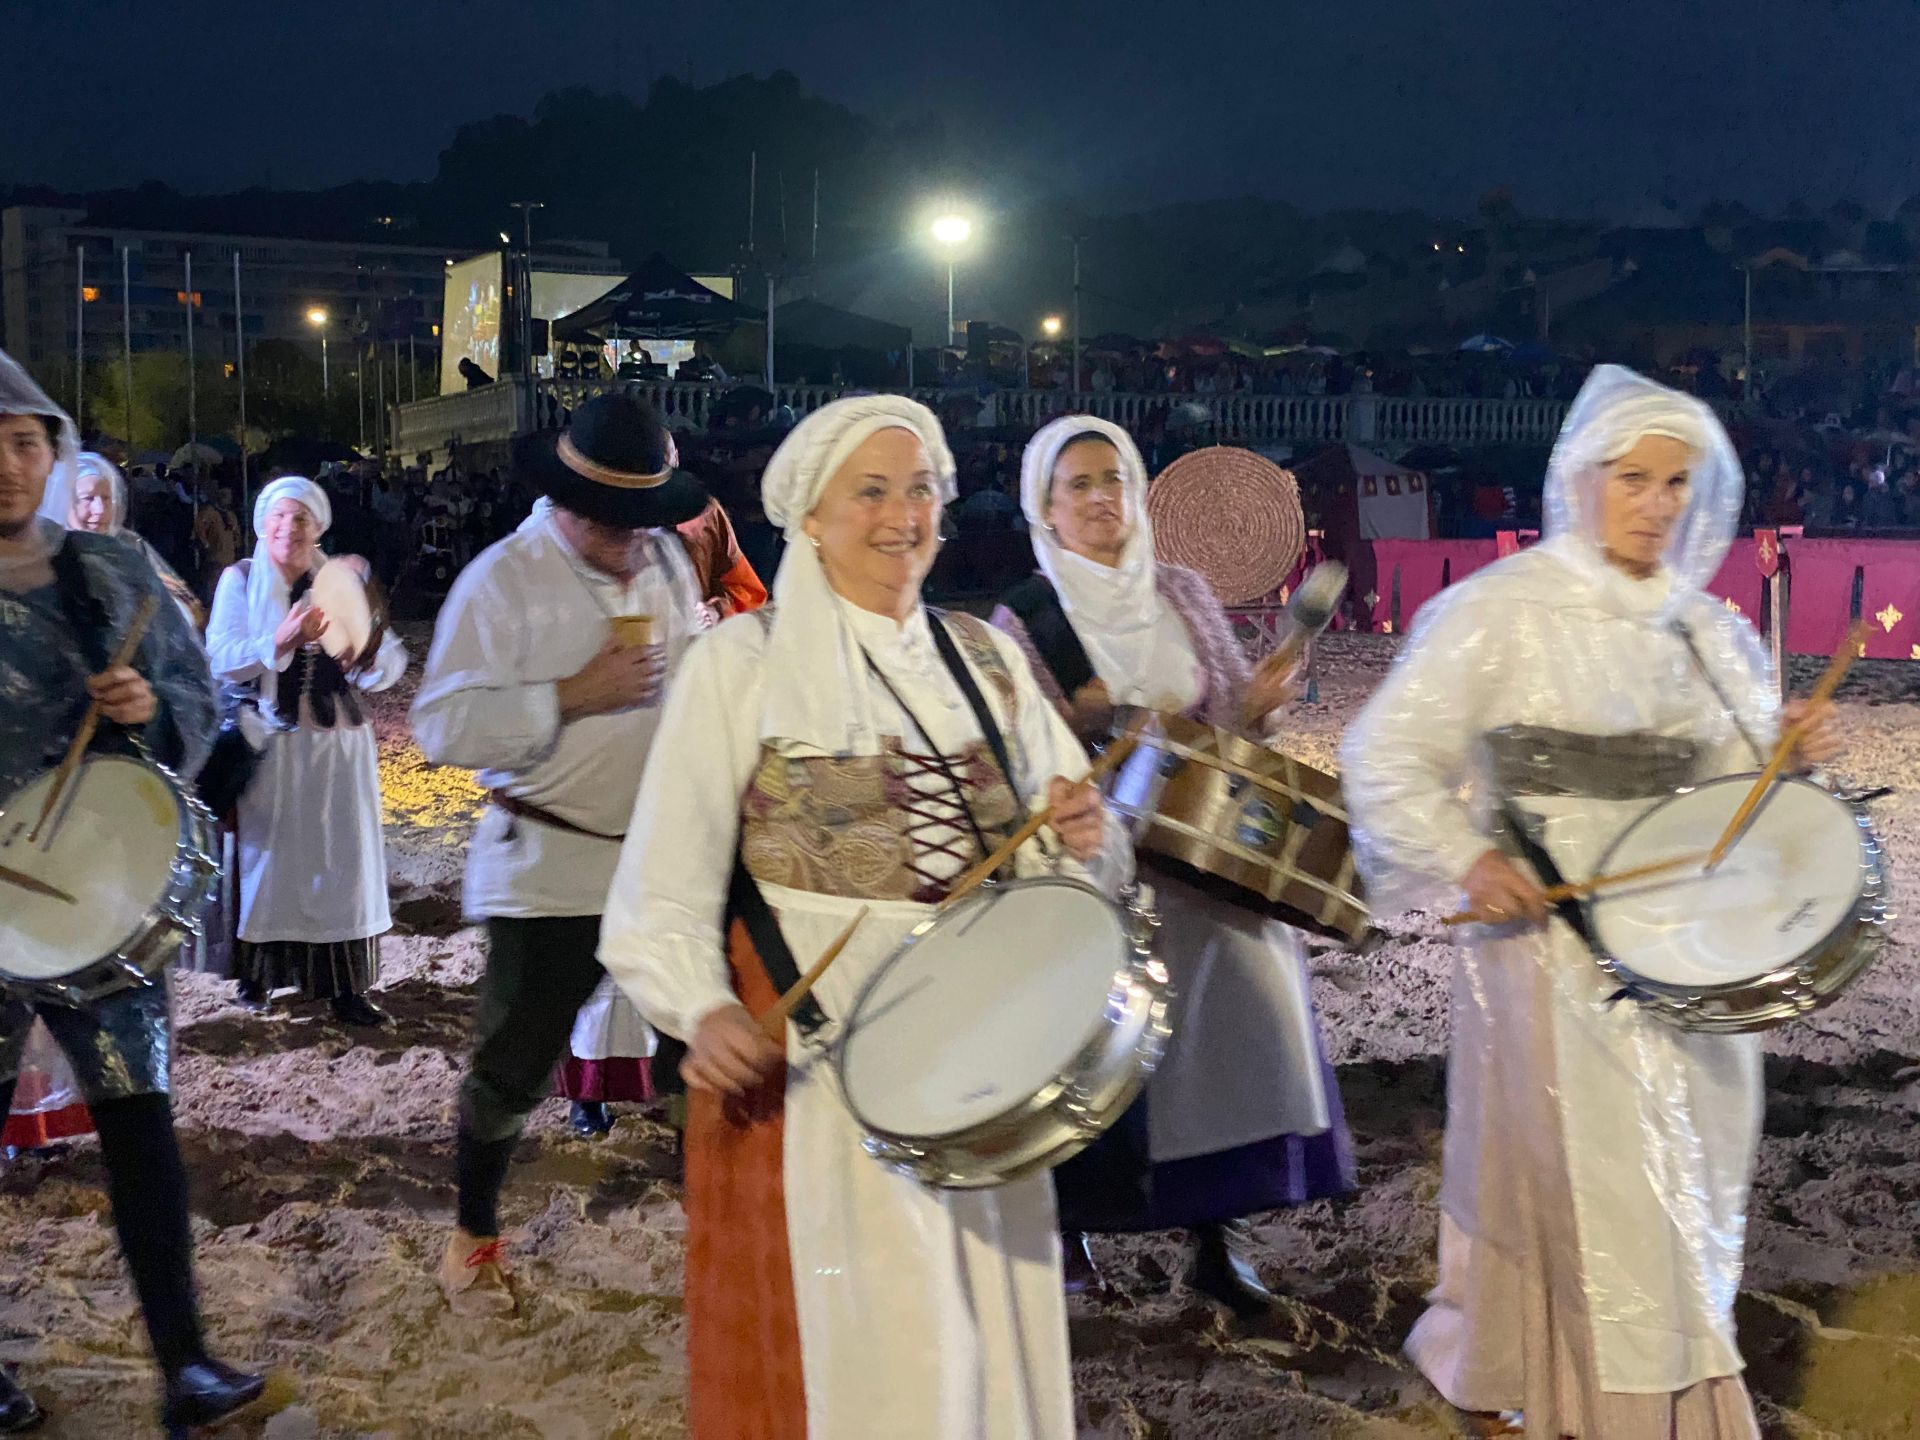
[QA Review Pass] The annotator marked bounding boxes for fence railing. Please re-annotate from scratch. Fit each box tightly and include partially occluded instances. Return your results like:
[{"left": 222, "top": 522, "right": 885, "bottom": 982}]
[{"left": 390, "top": 379, "right": 1572, "bottom": 457}]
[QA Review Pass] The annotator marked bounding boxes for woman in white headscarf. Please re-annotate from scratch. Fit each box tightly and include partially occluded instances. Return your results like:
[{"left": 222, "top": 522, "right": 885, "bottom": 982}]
[
  {"left": 1341, "top": 366, "right": 1842, "bottom": 1438},
  {"left": 991, "top": 415, "right": 1354, "bottom": 1313},
  {"left": 597, "top": 395, "right": 1130, "bottom": 1440},
  {"left": 40, "top": 451, "right": 203, "bottom": 625},
  {"left": 206, "top": 475, "right": 408, "bottom": 1026}
]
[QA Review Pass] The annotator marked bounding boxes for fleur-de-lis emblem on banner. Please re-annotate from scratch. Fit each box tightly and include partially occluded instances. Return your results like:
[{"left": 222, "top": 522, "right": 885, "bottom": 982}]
[{"left": 1875, "top": 603, "right": 1904, "bottom": 634}]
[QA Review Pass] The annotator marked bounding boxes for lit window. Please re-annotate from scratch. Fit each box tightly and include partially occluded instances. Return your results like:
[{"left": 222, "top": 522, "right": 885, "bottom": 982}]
[{"left": 81, "top": 286, "right": 101, "bottom": 302}]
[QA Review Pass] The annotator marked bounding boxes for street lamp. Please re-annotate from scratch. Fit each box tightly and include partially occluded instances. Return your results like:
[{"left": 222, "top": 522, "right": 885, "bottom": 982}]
[
  {"left": 929, "top": 212, "right": 973, "bottom": 346},
  {"left": 306, "top": 307, "right": 330, "bottom": 394},
  {"left": 1041, "top": 315, "right": 1063, "bottom": 339}
]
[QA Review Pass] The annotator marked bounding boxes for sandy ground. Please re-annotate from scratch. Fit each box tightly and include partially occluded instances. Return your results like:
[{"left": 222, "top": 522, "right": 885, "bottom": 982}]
[{"left": 0, "top": 631, "right": 1914, "bottom": 1438}]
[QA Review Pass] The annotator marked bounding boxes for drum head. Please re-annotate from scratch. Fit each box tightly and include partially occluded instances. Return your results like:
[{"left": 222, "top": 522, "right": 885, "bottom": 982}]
[
  {"left": 1591, "top": 775, "right": 1867, "bottom": 989},
  {"left": 311, "top": 558, "right": 374, "bottom": 666},
  {"left": 0, "top": 758, "right": 186, "bottom": 982},
  {"left": 840, "top": 879, "right": 1128, "bottom": 1140}
]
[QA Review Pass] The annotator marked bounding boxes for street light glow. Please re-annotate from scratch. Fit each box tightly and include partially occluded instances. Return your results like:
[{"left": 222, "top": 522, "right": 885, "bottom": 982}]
[
  {"left": 1041, "top": 315, "right": 1063, "bottom": 337},
  {"left": 930, "top": 214, "right": 972, "bottom": 248},
  {"left": 306, "top": 307, "right": 328, "bottom": 327}
]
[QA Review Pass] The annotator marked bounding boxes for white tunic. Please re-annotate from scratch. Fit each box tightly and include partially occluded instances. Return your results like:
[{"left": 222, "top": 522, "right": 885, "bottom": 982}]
[
  {"left": 1340, "top": 542, "right": 1778, "bottom": 1398},
  {"left": 410, "top": 513, "right": 702, "bottom": 919},
  {"left": 599, "top": 600, "right": 1130, "bottom": 1440},
  {"left": 207, "top": 564, "right": 407, "bottom": 944}
]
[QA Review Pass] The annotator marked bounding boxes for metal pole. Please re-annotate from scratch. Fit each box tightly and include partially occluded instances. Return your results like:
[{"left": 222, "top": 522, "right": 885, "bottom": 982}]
[
  {"left": 121, "top": 246, "right": 133, "bottom": 449},
  {"left": 906, "top": 327, "right": 913, "bottom": 390},
  {"left": 356, "top": 348, "right": 365, "bottom": 451},
  {"left": 811, "top": 169, "right": 819, "bottom": 268},
  {"left": 409, "top": 333, "right": 417, "bottom": 402},
  {"left": 946, "top": 261, "right": 955, "bottom": 349},
  {"left": 234, "top": 250, "right": 249, "bottom": 532},
  {"left": 747, "top": 151, "right": 757, "bottom": 256},
  {"left": 1072, "top": 236, "right": 1083, "bottom": 396},
  {"left": 765, "top": 273, "right": 776, "bottom": 389},
  {"left": 1743, "top": 266, "right": 1753, "bottom": 399},
  {"left": 74, "top": 244, "right": 84, "bottom": 426},
  {"left": 184, "top": 250, "right": 196, "bottom": 441},
  {"left": 376, "top": 347, "right": 386, "bottom": 460},
  {"left": 320, "top": 328, "right": 329, "bottom": 395}
]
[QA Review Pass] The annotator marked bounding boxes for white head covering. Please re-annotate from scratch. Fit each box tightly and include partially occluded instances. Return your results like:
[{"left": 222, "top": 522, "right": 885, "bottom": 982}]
[
  {"left": 42, "top": 451, "right": 129, "bottom": 534},
  {"left": 756, "top": 395, "right": 955, "bottom": 754},
  {"left": 1017, "top": 414, "right": 1174, "bottom": 699},
  {"left": 0, "top": 349, "right": 80, "bottom": 575},
  {"left": 1539, "top": 364, "right": 1742, "bottom": 612},
  {"left": 244, "top": 475, "right": 332, "bottom": 641}
]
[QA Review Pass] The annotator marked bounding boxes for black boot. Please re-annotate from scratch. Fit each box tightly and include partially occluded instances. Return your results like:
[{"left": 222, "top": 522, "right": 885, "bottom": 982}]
[
  {"left": 1061, "top": 1231, "right": 1105, "bottom": 1297},
  {"left": 1189, "top": 1222, "right": 1278, "bottom": 1319},
  {"left": 161, "top": 1358, "right": 267, "bottom": 1434},
  {"left": 569, "top": 1101, "right": 613, "bottom": 1138},
  {"left": 329, "top": 992, "right": 390, "bottom": 1028},
  {"left": 233, "top": 978, "right": 269, "bottom": 1012},
  {"left": 0, "top": 1367, "right": 44, "bottom": 1434}
]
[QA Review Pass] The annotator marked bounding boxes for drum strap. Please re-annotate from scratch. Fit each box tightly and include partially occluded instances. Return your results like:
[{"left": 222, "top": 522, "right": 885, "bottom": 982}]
[
  {"left": 999, "top": 574, "right": 1096, "bottom": 699},
  {"left": 1497, "top": 801, "right": 1595, "bottom": 946},
  {"left": 1667, "top": 620, "right": 1766, "bottom": 766}
]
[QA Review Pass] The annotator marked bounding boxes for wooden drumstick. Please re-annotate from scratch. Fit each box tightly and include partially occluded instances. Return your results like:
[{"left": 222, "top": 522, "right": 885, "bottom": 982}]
[
  {"left": 30, "top": 595, "right": 160, "bottom": 845},
  {"left": 1441, "top": 850, "right": 1709, "bottom": 927},
  {"left": 755, "top": 712, "right": 1155, "bottom": 1033},
  {"left": 941, "top": 710, "right": 1154, "bottom": 910},
  {"left": 758, "top": 906, "right": 870, "bottom": 1040},
  {"left": 1704, "top": 620, "right": 1863, "bottom": 871}
]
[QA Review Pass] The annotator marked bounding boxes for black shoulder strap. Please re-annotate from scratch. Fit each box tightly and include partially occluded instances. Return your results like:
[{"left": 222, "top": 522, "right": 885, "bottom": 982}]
[
  {"left": 49, "top": 539, "right": 112, "bottom": 674},
  {"left": 727, "top": 851, "right": 827, "bottom": 1036},
  {"left": 928, "top": 611, "right": 1019, "bottom": 802},
  {"left": 1000, "top": 573, "right": 1096, "bottom": 698}
]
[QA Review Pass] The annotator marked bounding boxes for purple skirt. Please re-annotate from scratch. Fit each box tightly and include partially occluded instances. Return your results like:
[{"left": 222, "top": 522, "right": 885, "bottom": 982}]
[{"left": 1056, "top": 1054, "right": 1356, "bottom": 1233}]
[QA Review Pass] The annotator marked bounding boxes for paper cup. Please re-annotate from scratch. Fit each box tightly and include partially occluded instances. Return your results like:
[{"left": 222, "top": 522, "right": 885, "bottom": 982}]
[{"left": 609, "top": 615, "right": 654, "bottom": 648}]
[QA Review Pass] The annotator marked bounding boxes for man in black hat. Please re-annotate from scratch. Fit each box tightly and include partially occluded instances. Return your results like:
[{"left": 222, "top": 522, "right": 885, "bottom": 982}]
[{"left": 412, "top": 392, "right": 711, "bottom": 1314}]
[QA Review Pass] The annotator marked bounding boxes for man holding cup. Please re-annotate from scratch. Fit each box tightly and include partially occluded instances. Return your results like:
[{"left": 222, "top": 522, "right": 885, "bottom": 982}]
[{"left": 412, "top": 393, "right": 711, "bottom": 1315}]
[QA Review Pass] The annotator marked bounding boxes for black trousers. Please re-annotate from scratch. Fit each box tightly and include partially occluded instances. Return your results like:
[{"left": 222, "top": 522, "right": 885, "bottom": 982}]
[
  {"left": 0, "top": 1081, "right": 205, "bottom": 1374},
  {"left": 454, "top": 915, "right": 606, "bottom": 1235}
]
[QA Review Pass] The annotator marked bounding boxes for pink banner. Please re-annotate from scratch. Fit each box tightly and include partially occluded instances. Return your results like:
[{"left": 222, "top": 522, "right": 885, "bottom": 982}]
[
  {"left": 1782, "top": 539, "right": 1862, "bottom": 657},
  {"left": 1852, "top": 540, "right": 1920, "bottom": 660},
  {"left": 1705, "top": 541, "right": 1763, "bottom": 624}
]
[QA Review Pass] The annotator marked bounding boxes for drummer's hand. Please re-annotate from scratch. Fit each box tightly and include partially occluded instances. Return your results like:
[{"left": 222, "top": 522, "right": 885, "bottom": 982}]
[
  {"left": 87, "top": 666, "right": 155, "bottom": 726},
  {"left": 1048, "top": 775, "right": 1108, "bottom": 862},
  {"left": 1065, "top": 678, "right": 1115, "bottom": 742},
  {"left": 556, "top": 638, "right": 668, "bottom": 719},
  {"left": 1460, "top": 849, "right": 1549, "bottom": 928},
  {"left": 1783, "top": 698, "right": 1842, "bottom": 769},
  {"left": 693, "top": 598, "right": 723, "bottom": 631},
  {"left": 681, "top": 1004, "right": 785, "bottom": 1097},
  {"left": 273, "top": 600, "right": 327, "bottom": 656},
  {"left": 1242, "top": 647, "right": 1309, "bottom": 727}
]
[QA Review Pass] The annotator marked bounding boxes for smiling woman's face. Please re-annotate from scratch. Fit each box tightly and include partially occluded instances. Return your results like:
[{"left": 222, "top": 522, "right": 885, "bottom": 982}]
[
  {"left": 1596, "top": 433, "right": 1693, "bottom": 579},
  {"left": 802, "top": 427, "right": 942, "bottom": 617}
]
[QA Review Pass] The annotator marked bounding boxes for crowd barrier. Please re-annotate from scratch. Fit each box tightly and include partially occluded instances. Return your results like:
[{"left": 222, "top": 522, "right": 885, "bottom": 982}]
[{"left": 1229, "top": 531, "right": 1920, "bottom": 663}]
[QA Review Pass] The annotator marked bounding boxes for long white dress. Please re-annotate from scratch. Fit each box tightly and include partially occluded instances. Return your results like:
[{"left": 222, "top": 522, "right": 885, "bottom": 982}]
[
  {"left": 206, "top": 564, "right": 406, "bottom": 945},
  {"left": 599, "top": 601, "right": 1130, "bottom": 1440},
  {"left": 1341, "top": 537, "right": 1776, "bottom": 1433}
]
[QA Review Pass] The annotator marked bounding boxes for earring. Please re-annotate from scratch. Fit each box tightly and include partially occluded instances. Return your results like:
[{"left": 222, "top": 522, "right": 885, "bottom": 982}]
[{"left": 809, "top": 535, "right": 821, "bottom": 550}]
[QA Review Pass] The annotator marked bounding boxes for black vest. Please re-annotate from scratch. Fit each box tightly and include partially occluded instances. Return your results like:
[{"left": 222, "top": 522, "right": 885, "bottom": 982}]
[{"left": 996, "top": 573, "right": 1095, "bottom": 698}]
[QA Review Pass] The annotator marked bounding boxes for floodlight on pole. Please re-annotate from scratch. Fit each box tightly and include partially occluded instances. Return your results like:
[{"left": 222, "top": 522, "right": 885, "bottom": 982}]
[
  {"left": 929, "top": 211, "right": 974, "bottom": 347},
  {"left": 1041, "top": 315, "right": 1063, "bottom": 339},
  {"left": 307, "top": 307, "right": 331, "bottom": 394}
]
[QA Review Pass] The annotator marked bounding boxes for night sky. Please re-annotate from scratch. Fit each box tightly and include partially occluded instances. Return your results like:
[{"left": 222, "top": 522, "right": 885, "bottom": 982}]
[{"left": 7, "top": 0, "right": 1920, "bottom": 217}]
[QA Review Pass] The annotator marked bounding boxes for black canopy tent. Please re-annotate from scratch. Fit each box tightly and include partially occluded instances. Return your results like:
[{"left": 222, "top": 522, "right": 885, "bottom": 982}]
[{"left": 551, "top": 253, "right": 762, "bottom": 342}]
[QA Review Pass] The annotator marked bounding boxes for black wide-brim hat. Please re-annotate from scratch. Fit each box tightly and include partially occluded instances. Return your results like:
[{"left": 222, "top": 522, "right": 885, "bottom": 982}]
[{"left": 515, "top": 391, "right": 709, "bottom": 528}]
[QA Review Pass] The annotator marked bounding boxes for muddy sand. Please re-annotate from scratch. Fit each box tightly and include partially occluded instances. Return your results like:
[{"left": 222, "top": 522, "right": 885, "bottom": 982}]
[{"left": 0, "top": 634, "right": 1914, "bottom": 1437}]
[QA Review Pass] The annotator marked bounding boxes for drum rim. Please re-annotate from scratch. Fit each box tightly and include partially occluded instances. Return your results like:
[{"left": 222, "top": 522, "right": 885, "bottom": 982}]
[
  {"left": 0, "top": 755, "right": 218, "bottom": 1001},
  {"left": 835, "top": 874, "right": 1142, "bottom": 1145},
  {"left": 312, "top": 557, "right": 389, "bottom": 672},
  {"left": 1586, "top": 773, "right": 1891, "bottom": 1025}
]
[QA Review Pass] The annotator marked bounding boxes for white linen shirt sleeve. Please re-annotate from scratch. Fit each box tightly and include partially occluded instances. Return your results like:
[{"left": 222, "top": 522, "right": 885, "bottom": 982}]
[
  {"left": 1339, "top": 589, "right": 1502, "bottom": 912},
  {"left": 204, "top": 564, "right": 286, "bottom": 681},
  {"left": 598, "top": 623, "right": 765, "bottom": 1041},
  {"left": 410, "top": 557, "right": 563, "bottom": 772}
]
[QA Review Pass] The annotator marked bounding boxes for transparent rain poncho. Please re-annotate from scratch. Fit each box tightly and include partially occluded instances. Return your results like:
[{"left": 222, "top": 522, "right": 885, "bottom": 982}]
[{"left": 1339, "top": 365, "right": 1778, "bottom": 1415}]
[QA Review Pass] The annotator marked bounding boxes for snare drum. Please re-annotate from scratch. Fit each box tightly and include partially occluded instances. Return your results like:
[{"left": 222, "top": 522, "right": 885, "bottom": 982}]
[
  {"left": 835, "top": 877, "right": 1169, "bottom": 1190},
  {"left": 310, "top": 557, "right": 389, "bottom": 674},
  {"left": 0, "top": 755, "right": 220, "bottom": 1007},
  {"left": 1105, "top": 712, "right": 1371, "bottom": 945},
  {"left": 1587, "top": 774, "right": 1891, "bottom": 1033}
]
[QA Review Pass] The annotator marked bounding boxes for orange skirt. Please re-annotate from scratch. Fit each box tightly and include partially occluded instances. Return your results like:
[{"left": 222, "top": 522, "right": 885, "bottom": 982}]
[{"left": 681, "top": 918, "right": 806, "bottom": 1439}]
